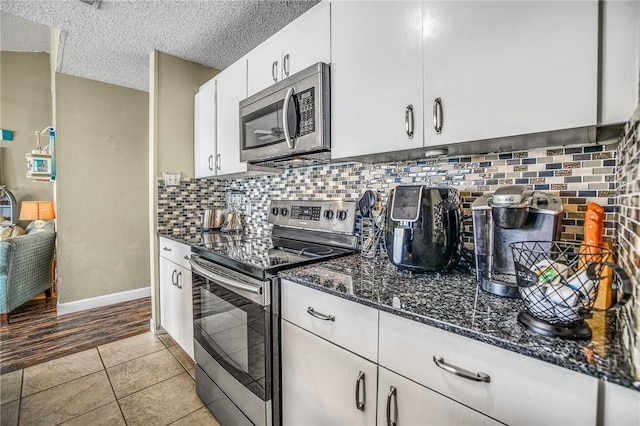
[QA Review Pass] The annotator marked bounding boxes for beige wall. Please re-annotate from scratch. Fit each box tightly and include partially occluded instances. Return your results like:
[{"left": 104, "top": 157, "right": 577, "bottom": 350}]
[
  {"left": 0, "top": 52, "right": 54, "bottom": 210},
  {"left": 55, "top": 73, "right": 149, "bottom": 303},
  {"left": 148, "top": 51, "right": 217, "bottom": 330},
  {"left": 156, "top": 51, "right": 218, "bottom": 178}
]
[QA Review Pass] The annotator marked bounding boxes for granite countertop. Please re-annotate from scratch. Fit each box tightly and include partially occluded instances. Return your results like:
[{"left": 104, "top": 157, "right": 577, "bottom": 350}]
[
  {"left": 159, "top": 231, "right": 638, "bottom": 391},
  {"left": 279, "top": 254, "right": 640, "bottom": 392}
]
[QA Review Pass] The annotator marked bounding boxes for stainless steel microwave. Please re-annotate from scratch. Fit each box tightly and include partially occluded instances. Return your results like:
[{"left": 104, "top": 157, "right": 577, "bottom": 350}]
[{"left": 239, "top": 62, "right": 330, "bottom": 164}]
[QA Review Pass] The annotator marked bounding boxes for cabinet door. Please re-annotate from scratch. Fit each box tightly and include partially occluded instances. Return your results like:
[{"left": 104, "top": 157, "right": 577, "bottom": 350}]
[
  {"left": 281, "top": 320, "right": 377, "bottom": 426},
  {"left": 247, "top": 35, "right": 282, "bottom": 97},
  {"left": 215, "top": 60, "right": 247, "bottom": 176},
  {"left": 331, "top": 1, "right": 424, "bottom": 159},
  {"left": 159, "top": 257, "right": 180, "bottom": 343},
  {"left": 377, "top": 367, "right": 500, "bottom": 426},
  {"left": 280, "top": 2, "right": 330, "bottom": 79},
  {"left": 176, "top": 265, "right": 194, "bottom": 359},
  {"left": 194, "top": 80, "right": 216, "bottom": 178},
  {"left": 423, "top": 1, "right": 598, "bottom": 146}
]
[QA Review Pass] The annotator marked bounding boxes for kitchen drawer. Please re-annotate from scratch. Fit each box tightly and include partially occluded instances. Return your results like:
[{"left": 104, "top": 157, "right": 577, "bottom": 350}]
[
  {"left": 281, "top": 279, "right": 378, "bottom": 362},
  {"left": 379, "top": 311, "right": 597, "bottom": 426},
  {"left": 159, "top": 236, "right": 191, "bottom": 269}
]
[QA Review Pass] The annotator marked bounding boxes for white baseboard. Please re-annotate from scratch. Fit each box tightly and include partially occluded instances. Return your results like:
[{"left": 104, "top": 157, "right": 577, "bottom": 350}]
[{"left": 56, "top": 286, "right": 151, "bottom": 316}]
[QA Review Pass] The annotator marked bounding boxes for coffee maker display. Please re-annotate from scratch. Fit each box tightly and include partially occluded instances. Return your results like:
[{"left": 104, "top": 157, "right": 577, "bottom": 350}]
[
  {"left": 472, "top": 185, "right": 563, "bottom": 298},
  {"left": 221, "top": 189, "right": 244, "bottom": 233},
  {"left": 384, "top": 185, "right": 461, "bottom": 273}
]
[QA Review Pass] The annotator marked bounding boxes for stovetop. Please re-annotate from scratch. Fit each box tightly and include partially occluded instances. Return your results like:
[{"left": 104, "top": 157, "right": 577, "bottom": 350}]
[{"left": 191, "top": 234, "right": 355, "bottom": 280}]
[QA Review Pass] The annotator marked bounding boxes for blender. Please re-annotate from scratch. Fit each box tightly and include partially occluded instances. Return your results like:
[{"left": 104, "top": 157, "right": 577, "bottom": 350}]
[{"left": 221, "top": 189, "right": 244, "bottom": 233}]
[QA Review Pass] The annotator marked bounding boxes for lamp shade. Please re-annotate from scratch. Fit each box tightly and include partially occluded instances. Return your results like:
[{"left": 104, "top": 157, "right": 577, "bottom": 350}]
[{"left": 19, "top": 201, "right": 56, "bottom": 221}]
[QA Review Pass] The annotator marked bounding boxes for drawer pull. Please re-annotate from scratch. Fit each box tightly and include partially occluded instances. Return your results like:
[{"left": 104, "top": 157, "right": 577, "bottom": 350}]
[
  {"left": 163, "top": 247, "right": 172, "bottom": 252},
  {"left": 184, "top": 255, "right": 190, "bottom": 260},
  {"left": 307, "top": 307, "right": 335, "bottom": 321},
  {"left": 433, "top": 355, "right": 491, "bottom": 383},
  {"left": 355, "top": 371, "right": 366, "bottom": 411},
  {"left": 386, "top": 386, "right": 397, "bottom": 426}
]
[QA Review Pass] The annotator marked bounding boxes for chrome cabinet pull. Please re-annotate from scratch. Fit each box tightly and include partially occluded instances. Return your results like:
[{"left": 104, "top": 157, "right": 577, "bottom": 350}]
[
  {"left": 433, "top": 355, "right": 490, "bottom": 383},
  {"left": 272, "top": 60, "right": 279, "bottom": 82},
  {"left": 208, "top": 154, "right": 214, "bottom": 171},
  {"left": 283, "top": 54, "right": 290, "bottom": 77},
  {"left": 306, "top": 306, "right": 335, "bottom": 321},
  {"left": 171, "top": 269, "right": 177, "bottom": 286},
  {"left": 355, "top": 371, "right": 366, "bottom": 411},
  {"left": 184, "top": 255, "right": 190, "bottom": 261},
  {"left": 176, "top": 271, "right": 183, "bottom": 289},
  {"left": 215, "top": 153, "right": 221, "bottom": 170},
  {"left": 386, "top": 386, "right": 397, "bottom": 426},
  {"left": 405, "top": 104, "right": 414, "bottom": 139},
  {"left": 163, "top": 247, "right": 171, "bottom": 252},
  {"left": 433, "top": 97, "right": 443, "bottom": 134},
  {"left": 282, "top": 87, "right": 296, "bottom": 149}
]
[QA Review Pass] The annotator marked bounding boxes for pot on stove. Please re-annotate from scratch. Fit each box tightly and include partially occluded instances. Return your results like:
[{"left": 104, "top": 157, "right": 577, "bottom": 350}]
[{"left": 384, "top": 185, "right": 461, "bottom": 273}]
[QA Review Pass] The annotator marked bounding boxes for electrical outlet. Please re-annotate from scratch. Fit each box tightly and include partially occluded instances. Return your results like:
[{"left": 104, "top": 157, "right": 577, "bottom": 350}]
[{"left": 163, "top": 172, "right": 181, "bottom": 186}]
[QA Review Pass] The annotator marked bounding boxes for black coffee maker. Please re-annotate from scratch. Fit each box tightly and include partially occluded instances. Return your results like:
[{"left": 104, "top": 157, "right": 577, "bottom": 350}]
[{"left": 384, "top": 186, "right": 461, "bottom": 273}]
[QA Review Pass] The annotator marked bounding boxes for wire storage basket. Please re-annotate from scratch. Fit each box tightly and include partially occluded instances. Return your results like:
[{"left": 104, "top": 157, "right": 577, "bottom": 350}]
[{"left": 509, "top": 241, "right": 631, "bottom": 339}]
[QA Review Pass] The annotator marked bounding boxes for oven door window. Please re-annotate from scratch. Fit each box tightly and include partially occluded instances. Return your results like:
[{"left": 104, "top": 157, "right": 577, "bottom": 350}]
[
  {"left": 193, "top": 275, "right": 270, "bottom": 401},
  {"left": 242, "top": 100, "right": 286, "bottom": 150}
]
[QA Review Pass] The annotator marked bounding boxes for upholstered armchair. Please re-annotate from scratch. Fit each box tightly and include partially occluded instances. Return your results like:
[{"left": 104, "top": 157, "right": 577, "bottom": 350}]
[{"left": 0, "top": 231, "right": 56, "bottom": 325}]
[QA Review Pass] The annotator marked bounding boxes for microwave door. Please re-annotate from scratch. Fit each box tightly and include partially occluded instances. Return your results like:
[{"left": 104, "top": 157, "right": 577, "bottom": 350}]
[{"left": 241, "top": 99, "right": 286, "bottom": 155}]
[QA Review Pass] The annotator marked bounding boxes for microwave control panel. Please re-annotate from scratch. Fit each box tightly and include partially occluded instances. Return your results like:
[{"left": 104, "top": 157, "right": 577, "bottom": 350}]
[{"left": 297, "top": 88, "right": 315, "bottom": 136}]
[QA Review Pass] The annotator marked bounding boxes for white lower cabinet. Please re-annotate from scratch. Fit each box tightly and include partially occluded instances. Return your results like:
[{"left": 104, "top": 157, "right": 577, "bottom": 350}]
[
  {"left": 159, "top": 237, "right": 194, "bottom": 359},
  {"left": 281, "top": 320, "right": 377, "bottom": 426},
  {"left": 377, "top": 367, "right": 500, "bottom": 426},
  {"left": 602, "top": 381, "right": 640, "bottom": 426}
]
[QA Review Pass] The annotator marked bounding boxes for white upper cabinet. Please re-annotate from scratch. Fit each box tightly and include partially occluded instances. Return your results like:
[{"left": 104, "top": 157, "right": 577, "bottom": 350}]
[
  {"left": 331, "top": 1, "right": 424, "bottom": 159},
  {"left": 215, "top": 59, "right": 247, "bottom": 175},
  {"left": 247, "top": 1, "right": 330, "bottom": 97},
  {"left": 194, "top": 79, "right": 216, "bottom": 178},
  {"left": 599, "top": 0, "right": 640, "bottom": 125},
  {"left": 423, "top": 0, "right": 598, "bottom": 146}
]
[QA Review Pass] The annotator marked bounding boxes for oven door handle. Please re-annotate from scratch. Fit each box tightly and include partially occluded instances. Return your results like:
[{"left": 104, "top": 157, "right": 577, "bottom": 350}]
[{"left": 190, "top": 254, "right": 264, "bottom": 297}]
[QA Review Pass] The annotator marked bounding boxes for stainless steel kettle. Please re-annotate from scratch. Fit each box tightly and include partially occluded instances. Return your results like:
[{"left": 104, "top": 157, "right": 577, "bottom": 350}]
[{"left": 201, "top": 209, "right": 226, "bottom": 231}]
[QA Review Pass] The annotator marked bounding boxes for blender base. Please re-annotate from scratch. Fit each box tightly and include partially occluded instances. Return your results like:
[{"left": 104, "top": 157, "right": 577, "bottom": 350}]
[{"left": 517, "top": 311, "right": 592, "bottom": 340}]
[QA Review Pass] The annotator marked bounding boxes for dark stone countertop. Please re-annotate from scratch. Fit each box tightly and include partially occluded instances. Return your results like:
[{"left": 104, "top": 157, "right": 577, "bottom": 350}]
[
  {"left": 158, "top": 230, "right": 638, "bottom": 392},
  {"left": 278, "top": 254, "right": 640, "bottom": 392}
]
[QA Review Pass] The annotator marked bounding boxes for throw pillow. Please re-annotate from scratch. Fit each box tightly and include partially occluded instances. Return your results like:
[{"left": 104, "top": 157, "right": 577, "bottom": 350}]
[
  {"left": 0, "top": 226, "right": 12, "bottom": 240},
  {"left": 10, "top": 226, "right": 25, "bottom": 238}
]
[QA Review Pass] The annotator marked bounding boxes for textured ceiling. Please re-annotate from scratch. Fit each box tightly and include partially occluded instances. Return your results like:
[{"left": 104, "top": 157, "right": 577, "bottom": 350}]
[{"left": 0, "top": 0, "right": 319, "bottom": 92}]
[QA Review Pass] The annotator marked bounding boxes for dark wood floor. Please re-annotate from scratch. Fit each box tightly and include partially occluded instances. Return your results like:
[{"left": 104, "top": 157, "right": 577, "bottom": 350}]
[{"left": 0, "top": 293, "right": 151, "bottom": 374}]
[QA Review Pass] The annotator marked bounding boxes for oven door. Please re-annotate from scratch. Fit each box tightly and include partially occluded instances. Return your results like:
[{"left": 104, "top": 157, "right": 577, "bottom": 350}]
[
  {"left": 190, "top": 254, "right": 273, "bottom": 426},
  {"left": 240, "top": 62, "right": 329, "bottom": 163}
]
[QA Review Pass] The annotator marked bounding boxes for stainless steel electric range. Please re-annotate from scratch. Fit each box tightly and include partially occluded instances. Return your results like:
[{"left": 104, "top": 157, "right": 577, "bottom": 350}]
[{"left": 189, "top": 199, "right": 357, "bottom": 426}]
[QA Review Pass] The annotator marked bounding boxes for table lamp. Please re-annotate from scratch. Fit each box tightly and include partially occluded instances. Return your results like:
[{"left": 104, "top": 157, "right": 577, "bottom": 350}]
[{"left": 19, "top": 201, "right": 55, "bottom": 231}]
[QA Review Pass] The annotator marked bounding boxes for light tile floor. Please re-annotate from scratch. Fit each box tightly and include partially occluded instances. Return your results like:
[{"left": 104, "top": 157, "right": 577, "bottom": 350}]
[{"left": 0, "top": 332, "right": 220, "bottom": 426}]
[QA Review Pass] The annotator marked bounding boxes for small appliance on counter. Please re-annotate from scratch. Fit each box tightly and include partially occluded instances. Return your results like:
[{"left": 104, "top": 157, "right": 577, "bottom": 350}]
[
  {"left": 472, "top": 185, "right": 563, "bottom": 298},
  {"left": 221, "top": 189, "right": 244, "bottom": 233},
  {"left": 384, "top": 185, "right": 461, "bottom": 273},
  {"left": 200, "top": 208, "right": 226, "bottom": 232}
]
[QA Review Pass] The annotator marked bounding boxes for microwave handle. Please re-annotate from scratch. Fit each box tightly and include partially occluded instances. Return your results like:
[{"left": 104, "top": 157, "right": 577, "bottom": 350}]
[{"left": 282, "top": 87, "right": 297, "bottom": 149}]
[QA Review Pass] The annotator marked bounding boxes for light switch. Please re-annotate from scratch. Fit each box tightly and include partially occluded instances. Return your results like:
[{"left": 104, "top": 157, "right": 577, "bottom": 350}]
[{"left": 163, "top": 171, "right": 181, "bottom": 186}]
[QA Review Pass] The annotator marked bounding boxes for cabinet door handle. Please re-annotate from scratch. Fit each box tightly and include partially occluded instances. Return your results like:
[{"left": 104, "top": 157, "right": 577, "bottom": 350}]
[
  {"left": 176, "top": 271, "right": 183, "bottom": 289},
  {"left": 163, "top": 247, "right": 172, "bottom": 252},
  {"left": 433, "top": 355, "right": 491, "bottom": 383},
  {"left": 433, "top": 97, "right": 443, "bottom": 134},
  {"left": 355, "top": 371, "right": 366, "bottom": 411},
  {"left": 306, "top": 306, "right": 335, "bottom": 321},
  {"left": 208, "top": 155, "right": 214, "bottom": 171},
  {"left": 272, "top": 60, "right": 279, "bottom": 82},
  {"left": 283, "top": 54, "right": 290, "bottom": 77},
  {"left": 215, "top": 153, "right": 221, "bottom": 171},
  {"left": 171, "top": 269, "right": 177, "bottom": 286},
  {"left": 405, "top": 104, "right": 414, "bottom": 139},
  {"left": 184, "top": 255, "right": 190, "bottom": 261},
  {"left": 386, "top": 386, "right": 397, "bottom": 426}
]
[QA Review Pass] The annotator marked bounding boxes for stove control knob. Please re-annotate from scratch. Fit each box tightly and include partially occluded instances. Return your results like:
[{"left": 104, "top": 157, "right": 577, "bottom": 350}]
[
  {"left": 337, "top": 210, "right": 348, "bottom": 221},
  {"left": 271, "top": 207, "right": 279, "bottom": 216},
  {"left": 280, "top": 207, "right": 289, "bottom": 217},
  {"left": 324, "top": 209, "right": 334, "bottom": 220}
]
